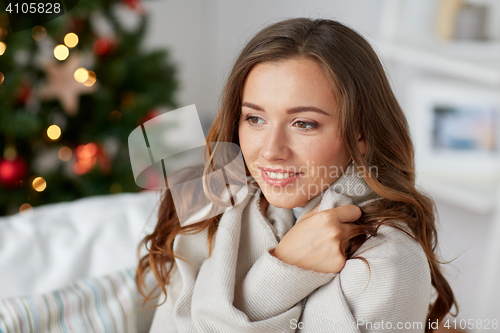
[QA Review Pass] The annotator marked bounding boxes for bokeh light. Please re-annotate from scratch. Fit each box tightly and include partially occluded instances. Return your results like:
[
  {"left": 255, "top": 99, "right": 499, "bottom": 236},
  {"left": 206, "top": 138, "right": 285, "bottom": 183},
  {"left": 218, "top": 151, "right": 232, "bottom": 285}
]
[
  {"left": 3, "top": 144, "right": 17, "bottom": 160},
  {"left": 32, "top": 177, "right": 47, "bottom": 192},
  {"left": 0, "top": 41, "right": 6, "bottom": 56},
  {"left": 54, "top": 44, "right": 69, "bottom": 61},
  {"left": 73, "top": 143, "right": 98, "bottom": 175},
  {"left": 47, "top": 124, "right": 61, "bottom": 140},
  {"left": 107, "top": 110, "right": 122, "bottom": 122},
  {"left": 93, "top": 39, "right": 108, "bottom": 55},
  {"left": 0, "top": 72, "right": 4, "bottom": 85},
  {"left": 32, "top": 26, "right": 47, "bottom": 41},
  {"left": 58, "top": 147, "right": 72, "bottom": 161},
  {"left": 83, "top": 70, "right": 97, "bottom": 87},
  {"left": 19, "top": 203, "right": 33, "bottom": 215},
  {"left": 74, "top": 67, "right": 89, "bottom": 83},
  {"left": 64, "top": 32, "right": 79, "bottom": 48},
  {"left": 0, "top": 27, "right": 8, "bottom": 40},
  {"left": 110, "top": 183, "right": 122, "bottom": 194}
]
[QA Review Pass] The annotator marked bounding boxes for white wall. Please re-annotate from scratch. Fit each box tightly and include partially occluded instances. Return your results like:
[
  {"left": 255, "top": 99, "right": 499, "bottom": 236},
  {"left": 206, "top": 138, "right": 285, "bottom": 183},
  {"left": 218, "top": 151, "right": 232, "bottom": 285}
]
[
  {"left": 143, "top": 0, "right": 384, "bottom": 125},
  {"left": 435, "top": 200, "right": 493, "bottom": 323},
  {"left": 141, "top": 0, "right": 206, "bottom": 113}
]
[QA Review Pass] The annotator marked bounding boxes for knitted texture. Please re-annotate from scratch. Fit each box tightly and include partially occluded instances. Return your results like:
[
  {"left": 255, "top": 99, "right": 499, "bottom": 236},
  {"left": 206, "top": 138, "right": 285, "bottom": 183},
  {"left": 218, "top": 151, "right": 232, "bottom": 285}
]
[{"left": 150, "top": 164, "right": 432, "bottom": 332}]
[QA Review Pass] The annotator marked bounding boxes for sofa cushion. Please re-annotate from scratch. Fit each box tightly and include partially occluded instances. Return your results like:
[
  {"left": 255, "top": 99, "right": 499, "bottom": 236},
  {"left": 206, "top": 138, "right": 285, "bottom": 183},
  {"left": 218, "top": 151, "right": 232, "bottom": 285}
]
[
  {"left": 0, "top": 268, "right": 138, "bottom": 333},
  {"left": 0, "top": 191, "right": 159, "bottom": 298}
]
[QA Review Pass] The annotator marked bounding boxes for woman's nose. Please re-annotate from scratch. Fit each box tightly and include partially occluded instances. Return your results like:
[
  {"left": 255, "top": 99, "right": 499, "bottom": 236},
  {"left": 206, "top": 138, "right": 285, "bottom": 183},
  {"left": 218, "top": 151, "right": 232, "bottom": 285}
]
[{"left": 260, "top": 124, "right": 291, "bottom": 161}]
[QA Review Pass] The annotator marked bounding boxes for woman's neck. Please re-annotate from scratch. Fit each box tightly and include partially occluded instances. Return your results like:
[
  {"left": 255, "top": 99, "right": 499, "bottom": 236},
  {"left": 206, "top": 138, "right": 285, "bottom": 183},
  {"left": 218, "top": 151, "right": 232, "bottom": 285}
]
[
  {"left": 259, "top": 195, "right": 269, "bottom": 216},
  {"left": 259, "top": 194, "right": 304, "bottom": 217}
]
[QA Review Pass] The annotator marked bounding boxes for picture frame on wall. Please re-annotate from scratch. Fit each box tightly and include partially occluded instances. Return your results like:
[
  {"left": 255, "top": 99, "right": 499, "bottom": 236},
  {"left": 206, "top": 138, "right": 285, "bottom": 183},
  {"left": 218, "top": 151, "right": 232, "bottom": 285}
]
[
  {"left": 436, "top": 0, "right": 500, "bottom": 41},
  {"left": 407, "top": 79, "right": 500, "bottom": 185}
]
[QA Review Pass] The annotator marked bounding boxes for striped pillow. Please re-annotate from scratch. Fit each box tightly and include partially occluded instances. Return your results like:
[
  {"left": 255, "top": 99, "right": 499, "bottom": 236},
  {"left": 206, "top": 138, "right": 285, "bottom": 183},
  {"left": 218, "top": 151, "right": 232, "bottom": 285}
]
[{"left": 0, "top": 269, "right": 138, "bottom": 333}]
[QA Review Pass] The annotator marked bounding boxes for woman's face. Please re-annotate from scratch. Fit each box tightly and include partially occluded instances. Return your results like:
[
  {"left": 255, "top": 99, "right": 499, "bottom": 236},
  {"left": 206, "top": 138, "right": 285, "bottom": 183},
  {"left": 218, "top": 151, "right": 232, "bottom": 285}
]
[{"left": 238, "top": 58, "right": 352, "bottom": 209}]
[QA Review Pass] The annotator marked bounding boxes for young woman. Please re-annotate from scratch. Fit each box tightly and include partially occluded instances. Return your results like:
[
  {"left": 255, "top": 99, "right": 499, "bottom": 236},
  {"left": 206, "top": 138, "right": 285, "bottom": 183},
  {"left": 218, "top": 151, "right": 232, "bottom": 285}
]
[{"left": 137, "top": 18, "right": 456, "bottom": 332}]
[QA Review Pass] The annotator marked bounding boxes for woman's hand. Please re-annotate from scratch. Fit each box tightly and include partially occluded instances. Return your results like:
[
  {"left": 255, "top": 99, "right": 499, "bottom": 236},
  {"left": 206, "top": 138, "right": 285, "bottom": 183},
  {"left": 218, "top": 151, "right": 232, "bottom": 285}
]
[{"left": 270, "top": 204, "right": 362, "bottom": 274}]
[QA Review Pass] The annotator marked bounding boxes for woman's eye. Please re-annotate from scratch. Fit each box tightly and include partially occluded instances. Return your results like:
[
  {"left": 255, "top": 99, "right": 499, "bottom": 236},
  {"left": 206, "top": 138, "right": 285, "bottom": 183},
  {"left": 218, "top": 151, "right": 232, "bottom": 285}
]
[
  {"left": 246, "top": 116, "right": 264, "bottom": 125},
  {"left": 294, "top": 121, "right": 316, "bottom": 130}
]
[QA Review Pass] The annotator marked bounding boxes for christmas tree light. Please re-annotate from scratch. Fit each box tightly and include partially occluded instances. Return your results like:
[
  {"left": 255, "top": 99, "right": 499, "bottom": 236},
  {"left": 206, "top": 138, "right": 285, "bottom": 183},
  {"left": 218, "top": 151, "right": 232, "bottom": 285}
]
[
  {"left": 110, "top": 182, "right": 122, "bottom": 194},
  {"left": 83, "top": 71, "right": 96, "bottom": 87},
  {"left": 74, "top": 67, "right": 88, "bottom": 83},
  {"left": 0, "top": 27, "right": 7, "bottom": 40},
  {"left": 64, "top": 33, "right": 78, "bottom": 48},
  {"left": 53, "top": 44, "right": 69, "bottom": 61},
  {"left": 32, "top": 26, "right": 46, "bottom": 41},
  {"left": 47, "top": 125, "right": 61, "bottom": 140},
  {"left": 58, "top": 147, "right": 72, "bottom": 161},
  {"left": 19, "top": 203, "right": 33, "bottom": 215},
  {"left": 32, "top": 177, "right": 47, "bottom": 192},
  {"left": 3, "top": 145, "right": 17, "bottom": 160}
]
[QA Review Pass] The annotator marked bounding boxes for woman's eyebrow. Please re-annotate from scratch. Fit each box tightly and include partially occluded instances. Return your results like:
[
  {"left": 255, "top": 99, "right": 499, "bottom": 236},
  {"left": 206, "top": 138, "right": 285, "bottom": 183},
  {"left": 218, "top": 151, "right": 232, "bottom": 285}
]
[
  {"left": 241, "top": 102, "right": 330, "bottom": 116},
  {"left": 241, "top": 102, "right": 264, "bottom": 111},
  {"left": 286, "top": 106, "right": 330, "bottom": 116}
]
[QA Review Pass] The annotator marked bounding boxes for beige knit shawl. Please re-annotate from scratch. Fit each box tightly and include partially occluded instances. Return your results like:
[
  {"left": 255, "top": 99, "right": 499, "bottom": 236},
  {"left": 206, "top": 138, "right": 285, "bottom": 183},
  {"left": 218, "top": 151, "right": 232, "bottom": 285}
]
[{"left": 150, "top": 163, "right": 431, "bottom": 333}]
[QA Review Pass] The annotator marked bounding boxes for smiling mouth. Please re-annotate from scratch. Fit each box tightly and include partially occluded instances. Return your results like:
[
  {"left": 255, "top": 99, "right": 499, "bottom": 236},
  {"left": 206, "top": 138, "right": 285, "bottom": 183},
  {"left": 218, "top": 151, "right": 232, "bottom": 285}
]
[
  {"left": 260, "top": 169, "right": 303, "bottom": 187},
  {"left": 264, "top": 170, "right": 299, "bottom": 179}
]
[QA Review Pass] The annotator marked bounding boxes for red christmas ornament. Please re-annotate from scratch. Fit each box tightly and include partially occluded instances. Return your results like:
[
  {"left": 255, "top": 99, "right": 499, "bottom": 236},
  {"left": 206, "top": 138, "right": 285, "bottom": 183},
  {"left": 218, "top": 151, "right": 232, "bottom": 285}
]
[
  {"left": 96, "top": 145, "right": 111, "bottom": 174},
  {"left": 122, "top": 0, "right": 145, "bottom": 13},
  {"left": 143, "top": 167, "right": 163, "bottom": 189},
  {"left": 0, "top": 157, "right": 28, "bottom": 188},
  {"left": 93, "top": 38, "right": 116, "bottom": 57},
  {"left": 145, "top": 109, "right": 162, "bottom": 121},
  {"left": 73, "top": 143, "right": 111, "bottom": 175},
  {"left": 137, "top": 109, "right": 162, "bottom": 126},
  {"left": 67, "top": 18, "right": 86, "bottom": 35},
  {"left": 16, "top": 80, "right": 31, "bottom": 106}
]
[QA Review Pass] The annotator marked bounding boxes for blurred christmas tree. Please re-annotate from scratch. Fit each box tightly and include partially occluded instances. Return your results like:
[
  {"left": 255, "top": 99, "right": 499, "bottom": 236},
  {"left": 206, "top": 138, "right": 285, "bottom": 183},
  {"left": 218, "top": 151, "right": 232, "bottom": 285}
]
[{"left": 0, "top": 0, "right": 178, "bottom": 215}]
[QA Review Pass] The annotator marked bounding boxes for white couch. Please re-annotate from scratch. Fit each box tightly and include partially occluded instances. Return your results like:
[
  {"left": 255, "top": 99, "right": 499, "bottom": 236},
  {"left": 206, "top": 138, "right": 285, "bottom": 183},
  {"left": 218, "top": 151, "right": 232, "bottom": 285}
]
[{"left": 0, "top": 191, "right": 162, "bottom": 332}]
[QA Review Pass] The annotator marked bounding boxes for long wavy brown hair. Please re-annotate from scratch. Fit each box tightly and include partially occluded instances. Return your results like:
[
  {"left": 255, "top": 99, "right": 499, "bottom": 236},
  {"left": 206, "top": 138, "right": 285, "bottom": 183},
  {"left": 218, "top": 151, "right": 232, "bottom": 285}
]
[{"left": 136, "top": 18, "right": 456, "bottom": 330}]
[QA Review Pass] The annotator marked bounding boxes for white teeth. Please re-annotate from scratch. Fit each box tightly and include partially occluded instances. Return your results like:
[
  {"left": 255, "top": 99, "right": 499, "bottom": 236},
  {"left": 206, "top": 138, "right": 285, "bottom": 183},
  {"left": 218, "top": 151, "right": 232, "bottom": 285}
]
[{"left": 265, "top": 171, "right": 296, "bottom": 179}]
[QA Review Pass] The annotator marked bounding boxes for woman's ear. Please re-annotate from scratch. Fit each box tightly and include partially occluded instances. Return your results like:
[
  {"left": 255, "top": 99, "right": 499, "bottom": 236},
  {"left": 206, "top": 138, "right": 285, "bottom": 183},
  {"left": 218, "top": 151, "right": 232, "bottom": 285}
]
[{"left": 357, "top": 133, "right": 366, "bottom": 156}]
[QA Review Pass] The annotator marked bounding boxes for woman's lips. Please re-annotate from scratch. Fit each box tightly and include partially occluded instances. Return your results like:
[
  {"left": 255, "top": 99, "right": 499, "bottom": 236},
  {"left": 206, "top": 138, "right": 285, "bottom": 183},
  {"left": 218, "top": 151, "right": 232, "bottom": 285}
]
[{"left": 260, "top": 168, "right": 303, "bottom": 187}]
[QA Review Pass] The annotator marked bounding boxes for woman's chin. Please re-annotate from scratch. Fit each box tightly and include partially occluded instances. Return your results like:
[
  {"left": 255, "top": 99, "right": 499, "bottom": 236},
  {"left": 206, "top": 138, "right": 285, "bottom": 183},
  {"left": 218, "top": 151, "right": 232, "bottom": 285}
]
[{"left": 261, "top": 192, "right": 306, "bottom": 209}]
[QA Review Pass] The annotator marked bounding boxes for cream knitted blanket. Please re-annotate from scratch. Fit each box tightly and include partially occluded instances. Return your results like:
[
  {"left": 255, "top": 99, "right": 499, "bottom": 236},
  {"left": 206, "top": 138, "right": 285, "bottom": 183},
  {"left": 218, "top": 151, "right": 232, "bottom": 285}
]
[{"left": 149, "top": 164, "right": 432, "bottom": 332}]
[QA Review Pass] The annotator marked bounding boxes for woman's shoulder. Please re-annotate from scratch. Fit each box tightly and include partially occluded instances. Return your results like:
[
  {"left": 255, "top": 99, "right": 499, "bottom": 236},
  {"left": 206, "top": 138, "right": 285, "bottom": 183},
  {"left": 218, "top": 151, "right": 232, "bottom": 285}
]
[
  {"left": 336, "top": 224, "right": 432, "bottom": 326},
  {"left": 353, "top": 223, "right": 427, "bottom": 264},
  {"left": 339, "top": 223, "right": 431, "bottom": 295}
]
